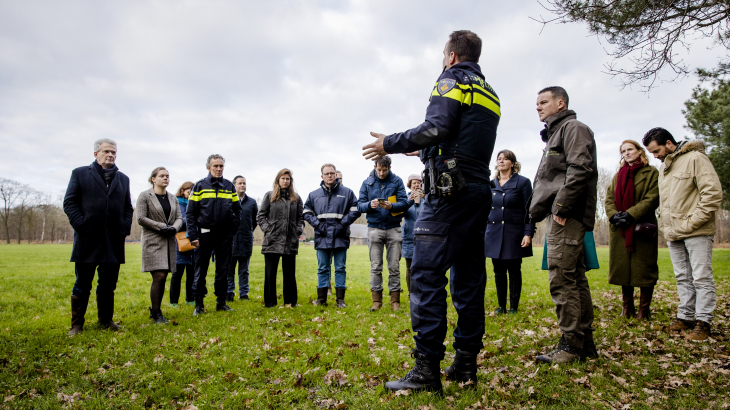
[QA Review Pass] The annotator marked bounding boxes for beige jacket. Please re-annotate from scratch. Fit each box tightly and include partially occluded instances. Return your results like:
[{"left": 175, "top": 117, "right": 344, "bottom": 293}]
[
  {"left": 658, "top": 140, "right": 723, "bottom": 241},
  {"left": 136, "top": 189, "right": 183, "bottom": 272}
]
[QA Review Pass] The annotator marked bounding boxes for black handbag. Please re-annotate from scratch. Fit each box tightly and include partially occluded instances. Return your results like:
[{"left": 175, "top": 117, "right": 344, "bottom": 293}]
[{"left": 634, "top": 222, "right": 657, "bottom": 238}]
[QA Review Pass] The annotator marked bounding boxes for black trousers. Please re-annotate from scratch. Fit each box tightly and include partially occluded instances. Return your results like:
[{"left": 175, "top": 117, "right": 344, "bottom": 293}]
[
  {"left": 492, "top": 258, "right": 522, "bottom": 311},
  {"left": 72, "top": 263, "right": 120, "bottom": 323},
  {"left": 170, "top": 263, "right": 195, "bottom": 303},
  {"left": 192, "top": 231, "right": 233, "bottom": 305},
  {"left": 263, "top": 253, "right": 297, "bottom": 307}
]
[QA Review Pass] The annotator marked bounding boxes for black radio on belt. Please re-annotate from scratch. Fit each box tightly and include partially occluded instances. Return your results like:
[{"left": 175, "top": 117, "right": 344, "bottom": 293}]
[{"left": 437, "top": 158, "right": 466, "bottom": 198}]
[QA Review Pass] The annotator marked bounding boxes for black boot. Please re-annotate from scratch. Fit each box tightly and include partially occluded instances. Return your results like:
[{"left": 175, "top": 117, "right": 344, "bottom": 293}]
[
  {"left": 582, "top": 330, "right": 598, "bottom": 360},
  {"left": 193, "top": 298, "right": 206, "bottom": 316},
  {"left": 384, "top": 350, "right": 442, "bottom": 393},
  {"left": 444, "top": 349, "right": 478, "bottom": 386},
  {"left": 97, "top": 295, "right": 119, "bottom": 330},
  {"left": 314, "top": 287, "right": 328, "bottom": 306},
  {"left": 335, "top": 288, "right": 346, "bottom": 308},
  {"left": 69, "top": 295, "right": 88, "bottom": 336},
  {"left": 149, "top": 308, "right": 169, "bottom": 324}
]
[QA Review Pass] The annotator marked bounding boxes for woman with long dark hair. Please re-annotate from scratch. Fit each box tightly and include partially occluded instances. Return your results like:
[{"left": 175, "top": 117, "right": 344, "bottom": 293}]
[
  {"left": 485, "top": 150, "right": 535, "bottom": 314},
  {"left": 605, "top": 140, "right": 659, "bottom": 320},
  {"left": 170, "top": 181, "right": 195, "bottom": 307},
  {"left": 256, "top": 169, "right": 304, "bottom": 308},
  {"left": 136, "top": 167, "right": 183, "bottom": 323}
]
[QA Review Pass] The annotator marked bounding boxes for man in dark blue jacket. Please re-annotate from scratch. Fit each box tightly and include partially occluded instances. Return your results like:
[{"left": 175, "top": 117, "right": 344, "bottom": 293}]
[
  {"left": 303, "top": 164, "right": 360, "bottom": 307},
  {"left": 63, "top": 138, "right": 134, "bottom": 336},
  {"left": 187, "top": 154, "right": 241, "bottom": 316},
  {"left": 363, "top": 31, "right": 500, "bottom": 392},
  {"left": 357, "top": 155, "right": 409, "bottom": 312},
  {"left": 228, "top": 175, "right": 258, "bottom": 301}
]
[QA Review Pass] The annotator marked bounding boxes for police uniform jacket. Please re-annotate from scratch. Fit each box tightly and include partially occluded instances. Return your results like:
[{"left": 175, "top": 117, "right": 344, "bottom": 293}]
[
  {"left": 382, "top": 62, "right": 501, "bottom": 182},
  {"left": 485, "top": 174, "right": 535, "bottom": 260},
  {"left": 63, "top": 162, "right": 134, "bottom": 264},
  {"left": 357, "top": 170, "right": 409, "bottom": 230},
  {"left": 185, "top": 174, "right": 241, "bottom": 242},
  {"left": 232, "top": 194, "right": 258, "bottom": 258},
  {"left": 303, "top": 180, "right": 360, "bottom": 250}
]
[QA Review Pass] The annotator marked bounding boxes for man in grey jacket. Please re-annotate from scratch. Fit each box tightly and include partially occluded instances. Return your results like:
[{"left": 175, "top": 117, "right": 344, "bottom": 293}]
[{"left": 529, "top": 86, "right": 598, "bottom": 364}]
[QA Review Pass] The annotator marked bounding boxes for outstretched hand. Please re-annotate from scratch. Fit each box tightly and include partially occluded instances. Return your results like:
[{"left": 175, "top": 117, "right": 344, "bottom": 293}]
[{"left": 362, "top": 132, "right": 388, "bottom": 160}]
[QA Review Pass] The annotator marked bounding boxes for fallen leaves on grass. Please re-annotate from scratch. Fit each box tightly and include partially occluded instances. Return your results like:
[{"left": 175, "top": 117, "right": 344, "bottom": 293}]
[
  {"left": 323, "top": 369, "right": 347, "bottom": 386},
  {"left": 57, "top": 392, "right": 82, "bottom": 403}
]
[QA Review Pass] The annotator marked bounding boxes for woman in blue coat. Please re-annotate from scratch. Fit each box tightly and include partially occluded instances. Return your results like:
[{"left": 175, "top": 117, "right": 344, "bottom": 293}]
[
  {"left": 170, "top": 181, "right": 195, "bottom": 307},
  {"left": 485, "top": 150, "right": 535, "bottom": 314},
  {"left": 401, "top": 174, "right": 424, "bottom": 293}
]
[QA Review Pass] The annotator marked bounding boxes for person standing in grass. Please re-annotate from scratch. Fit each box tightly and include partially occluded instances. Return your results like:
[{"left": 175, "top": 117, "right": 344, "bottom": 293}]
[
  {"left": 485, "top": 150, "right": 535, "bottom": 315},
  {"left": 303, "top": 164, "right": 360, "bottom": 308},
  {"left": 228, "top": 175, "right": 258, "bottom": 301},
  {"left": 643, "top": 128, "right": 723, "bottom": 341},
  {"left": 187, "top": 154, "right": 241, "bottom": 316},
  {"left": 605, "top": 140, "right": 660, "bottom": 320},
  {"left": 63, "top": 138, "right": 133, "bottom": 336},
  {"left": 401, "top": 174, "right": 424, "bottom": 294},
  {"left": 136, "top": 167, "right": 183, "bottom": 324},
  {"left": 529, "top": 86, "right": 598, "bottom": 364},
  {"left": 170, "top": 181, "right": 195, "bottom": 307},
  {"left": 257, "top": 168, "right": 304, "bottom": 308}
]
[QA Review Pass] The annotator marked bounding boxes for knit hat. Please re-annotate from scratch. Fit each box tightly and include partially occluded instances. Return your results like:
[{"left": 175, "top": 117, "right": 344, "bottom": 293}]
[{"left": 407, "top": 174, "right": 422, "bottom": 188}]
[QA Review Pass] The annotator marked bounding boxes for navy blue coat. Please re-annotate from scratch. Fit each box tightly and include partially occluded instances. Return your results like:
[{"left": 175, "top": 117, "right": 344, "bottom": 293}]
[
  {"left": 176, "top": 197, "right": 194, "bottom": 265},
  {"left": 233, "top": 195, "right": 258, "bottom": 258},
  {"left": 485, "top": 174, "right": 535, "bottom": 260},
  {"left": 357, "top": 170, "right": 409, "bottom": 229},
  {"left": 304, "top": 180, "right": 360, "bottom": 250},
  {"left": 63, "top": 162, "right": 134, "bottom": 264},
  {"left": 401, "top": 197, "right": 421, "bottom": 259}
]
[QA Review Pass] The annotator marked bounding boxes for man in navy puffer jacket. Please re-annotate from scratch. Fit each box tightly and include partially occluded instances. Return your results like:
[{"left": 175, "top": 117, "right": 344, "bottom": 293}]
[
  {"left": 357, "top": 155, "right": 410, "bottom": 311},
  {"left": 303, "top": 164, "right": 360, "bottom": 307}
]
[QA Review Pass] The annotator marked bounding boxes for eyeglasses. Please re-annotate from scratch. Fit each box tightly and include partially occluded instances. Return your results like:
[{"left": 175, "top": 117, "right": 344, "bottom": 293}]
[{"left": 323, "top": 173, "right": 336, "bottom": 176}]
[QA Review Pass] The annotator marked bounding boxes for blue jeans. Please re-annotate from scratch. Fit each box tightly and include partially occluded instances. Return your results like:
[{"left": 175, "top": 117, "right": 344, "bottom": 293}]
[
  {"left": 228, "top": 256, "right": 251, "bottom": 297},
  {"left": 316, "top": 248, "right": 347, "bottom": 289}
]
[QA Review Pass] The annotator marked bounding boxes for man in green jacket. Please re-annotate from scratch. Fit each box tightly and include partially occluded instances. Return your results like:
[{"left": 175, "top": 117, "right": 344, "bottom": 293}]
[
  {"left": 643, "top": 128, "right": 723, "bottom": 341},
  {"left": 529, "top": 86, "right": 598, "bottom": 364}
]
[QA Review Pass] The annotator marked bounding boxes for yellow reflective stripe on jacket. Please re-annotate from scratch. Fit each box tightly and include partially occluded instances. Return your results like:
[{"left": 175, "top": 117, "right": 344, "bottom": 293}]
[
  {"left": 431, "top": 86, "right": 501, "bottom": 117},
  {"left": 189, "top": 191, "right": 239, "bottom": 202}
]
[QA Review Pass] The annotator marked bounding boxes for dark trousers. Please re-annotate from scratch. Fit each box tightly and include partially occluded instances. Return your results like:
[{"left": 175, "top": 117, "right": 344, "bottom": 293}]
[
  {"left": 492, "top": 258, "right": 522, "bottom": 310},
  {"left": 546, "top": 217, "right": 594, "bottom": 349},
  {"left": 410, "top": 183, "right": 491, "bottom": 360},
  {"left": 228, "top": 256, "right": 251, "bottom": 298},
  {"left": 170, "top": 263, "right": 194, "bottom": 303},
  {"left": 72, "top": 263, "right": 120, "bottom": 322},
  {"left": 263, "top": 253, "right": 297, "bottom": 307},
  {"left": 192, "top": 231, "right": 233, "bottom": 305}
]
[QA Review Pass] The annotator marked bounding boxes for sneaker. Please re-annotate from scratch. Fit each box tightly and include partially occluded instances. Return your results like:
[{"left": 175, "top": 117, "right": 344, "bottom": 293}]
[
  {"left": 240, "top": 295, "right": 249, "bottom": 300},
  {"left": 495, "top": 307, "right": 506, "bottom": 315},
  {"left": 186, "top": 301, "right": 195, "bottom": 306},
  {"left": 170, "top": 303, "right": 179, "bottom": 308},
  {"left": 216, "top": 304, "right": 233, "bottom": 312},
  {"left": 666, "top": 317, "right": 695, "bottom": 332},
  {"left": 685, "top": 320, "right": 711, "bottom": 341},
  {"left": 508, "top": 309, "right": 518, "bottom": 315},
  {"left": 193, "top": 306, "right": 205, "bottom": 316}
]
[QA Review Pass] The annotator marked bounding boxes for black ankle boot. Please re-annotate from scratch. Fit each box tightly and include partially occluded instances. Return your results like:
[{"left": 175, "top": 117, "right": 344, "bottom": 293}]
[
  {"left": 384, "top": 350, "right": 442, "bottom": 393},
  {"left": 444, "top": 349, "right": 478, "bottom": 386},
  {"left": 149, "top": 308, "right": 168, "bottom": 324},
  {"left": 335, "top": 288, "right": 346, "bottom": 308},
  {"left": 314, "top": 287, "right": 328, "bottom": 306},
  {"left": 193, "top": 298, "right": 205, "bottom": 316}
]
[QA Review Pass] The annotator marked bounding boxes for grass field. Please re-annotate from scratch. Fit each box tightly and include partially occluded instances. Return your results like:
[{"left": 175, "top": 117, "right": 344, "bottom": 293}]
[{"left": 0, "top": 244, "right": 728, "bottom": 409}]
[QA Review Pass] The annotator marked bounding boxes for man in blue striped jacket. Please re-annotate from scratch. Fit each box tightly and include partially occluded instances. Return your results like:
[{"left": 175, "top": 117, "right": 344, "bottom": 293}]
[{"left": 303, "top": 164, "right": 360, "bottom": 307}]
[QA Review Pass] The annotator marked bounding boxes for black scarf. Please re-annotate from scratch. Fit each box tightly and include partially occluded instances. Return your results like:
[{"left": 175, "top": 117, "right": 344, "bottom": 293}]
[{"left": 93, "top": 161, "right": 117, "bottom": 189}]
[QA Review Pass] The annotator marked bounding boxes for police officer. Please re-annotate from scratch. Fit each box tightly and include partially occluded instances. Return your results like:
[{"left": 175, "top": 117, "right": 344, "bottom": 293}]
[
  {"left": 187, "top": 154, "right": 242, "bottom": 316},
  {"left": 363, "top": 30, "right": 500, "bottom": 392}
]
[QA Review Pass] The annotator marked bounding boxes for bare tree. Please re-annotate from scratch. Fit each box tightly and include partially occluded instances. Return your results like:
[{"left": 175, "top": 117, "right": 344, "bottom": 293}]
[
  {"left": 14, "top": 185, "right": 36, "bottom": 244},
  {"left": 0, "top": 178, "right": 23, "bottom": 244}
]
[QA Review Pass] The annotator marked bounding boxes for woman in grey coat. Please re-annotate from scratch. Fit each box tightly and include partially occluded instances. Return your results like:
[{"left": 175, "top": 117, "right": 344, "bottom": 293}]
[
  {"left": 256, "top": 168, "right": 304, "bottom": 308},
  {"left": 136, "top": 167, "right": 183, "bottom": 323}
]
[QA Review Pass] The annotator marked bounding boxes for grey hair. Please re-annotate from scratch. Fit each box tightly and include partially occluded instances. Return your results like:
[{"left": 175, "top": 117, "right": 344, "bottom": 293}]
[
  {"left": 206, "top": 154, "right": 225, "bottom": 167},
  {"left": 321, "top": 163, "right": 337, "bottom": 174},
  {"left": 93, "top": 138, "right": 117, "bottom": 153}
]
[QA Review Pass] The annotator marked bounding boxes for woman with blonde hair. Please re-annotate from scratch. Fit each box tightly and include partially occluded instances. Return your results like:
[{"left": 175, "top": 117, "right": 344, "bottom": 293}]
[
  {"left": 256, "top": 169, "right": 304, "bottom": 307},
  {"left": 136, "top": 167, "right": 183, "bottom": 323},
  {"left": 605, "top": 140, "right": 660, "bottom": 320}
]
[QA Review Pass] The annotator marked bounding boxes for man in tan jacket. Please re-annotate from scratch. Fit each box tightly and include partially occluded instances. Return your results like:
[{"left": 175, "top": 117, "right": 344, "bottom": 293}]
[{"left": 643, "top": 127, "right": 723, "bottom": 341}]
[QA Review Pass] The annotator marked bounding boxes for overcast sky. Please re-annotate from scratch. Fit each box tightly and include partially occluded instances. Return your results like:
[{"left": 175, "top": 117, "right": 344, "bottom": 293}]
[{"left": 0, "top": 0, "right": 721, "bottom": 204}]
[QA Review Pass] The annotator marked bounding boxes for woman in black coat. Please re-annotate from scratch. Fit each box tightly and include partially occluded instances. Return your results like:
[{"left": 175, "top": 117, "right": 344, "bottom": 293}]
[
  {"left": 485, "top": 150, "right": 535, "bottom": 314},
  {"left": 256, "top": 168, "right": 304, "bottom": 307}
]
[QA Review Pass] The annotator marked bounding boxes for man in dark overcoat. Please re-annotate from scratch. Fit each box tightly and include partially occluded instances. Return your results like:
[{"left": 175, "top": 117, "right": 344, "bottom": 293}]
[
  {"left": 228, "top": 175, "right": 258, "bottom": 301},
  {"left": 63, "top": 138, "right": 134, "bottom": 336}
]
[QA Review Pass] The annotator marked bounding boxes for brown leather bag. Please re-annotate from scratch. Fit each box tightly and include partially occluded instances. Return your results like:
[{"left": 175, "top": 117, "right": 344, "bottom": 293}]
[
  {"left": 176, "top": 231, "right": 195, "bottom": 252},
  {"left": 634, "top": 222, "right": 657, "bottom": 239}
]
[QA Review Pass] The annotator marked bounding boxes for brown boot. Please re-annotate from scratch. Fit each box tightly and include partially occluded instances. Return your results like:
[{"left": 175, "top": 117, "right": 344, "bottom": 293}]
[
  {"left": 97, "top": 295, "right": 120, "bottom": 331},
  {"left": 666, "top": 317, "right": 695, "bottom": 332},
  {"left": 621, "top": 286, "right": 636, "bottom": 318},
  {"left": 636, "top": 286, "right": 654, "bottom": 320},
  {"left": 68, "top": 295, "right": 88, "bottom": 336},
  {"left": 685, "top": 320, "right": 711, "bottom": 341},
  {"left": 370, "top": 290, "right": 383, "bottom": 311},
  {"left": 390, "top": 291, "right": 401, "bottom": 311}
]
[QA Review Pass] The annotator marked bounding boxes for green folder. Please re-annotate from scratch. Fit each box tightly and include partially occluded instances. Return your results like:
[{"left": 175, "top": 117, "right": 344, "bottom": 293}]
[{"left": 541, "top": 231, "right": 599, "bottom": 271}]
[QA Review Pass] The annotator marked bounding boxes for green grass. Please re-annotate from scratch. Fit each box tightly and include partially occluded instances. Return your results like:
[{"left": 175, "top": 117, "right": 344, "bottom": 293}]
[{"left": 0, "top": 244, "right": 728, "bottom": 409}]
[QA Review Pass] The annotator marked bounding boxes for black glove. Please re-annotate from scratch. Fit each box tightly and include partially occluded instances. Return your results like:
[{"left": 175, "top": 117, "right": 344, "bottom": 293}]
[
  {"left": 161, "top": 226, "right": 177, "bottom": 237},
  {"left": 609, "top": 212, "right": 624, "bottom": 226},
  {"left": 617, "top": 212, "right": 635, "bottom": 229}
]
